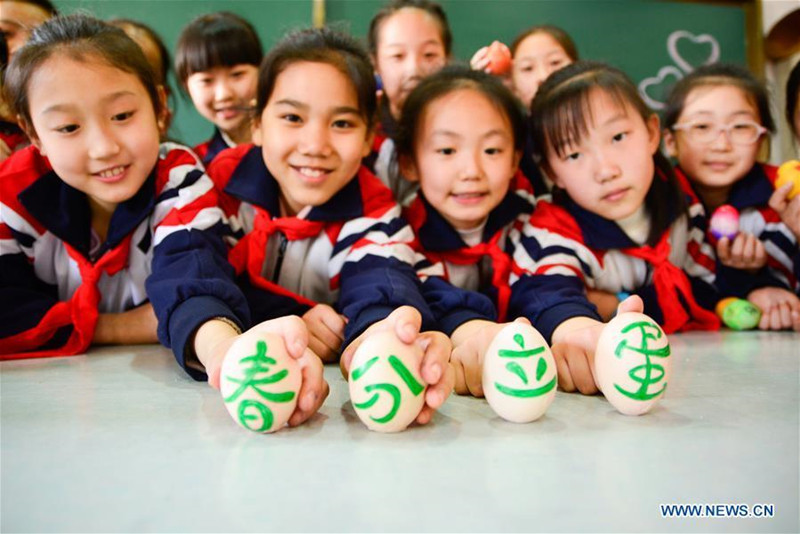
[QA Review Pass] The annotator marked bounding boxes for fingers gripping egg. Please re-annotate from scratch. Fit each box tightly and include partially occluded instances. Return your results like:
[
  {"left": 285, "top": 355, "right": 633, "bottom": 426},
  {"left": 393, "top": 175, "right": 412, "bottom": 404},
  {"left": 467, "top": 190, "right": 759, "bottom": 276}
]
[
  {"left": 348, "top": 331, "right": 427, "bottom": 433},
  {"left": 709, "top": 204, "right": 739, "bottom": 240},
  {"left": 776, "top": 160, "right": 800, "bottom": 199},
  {"left": 482, "top": 323, "right": 556, "bottom": 423},
  {"left": 220, "top": 333, "right": 301, "bottom": 433},
  {"left": 594, "top": 312, "right": 671, "bottom": 416}
]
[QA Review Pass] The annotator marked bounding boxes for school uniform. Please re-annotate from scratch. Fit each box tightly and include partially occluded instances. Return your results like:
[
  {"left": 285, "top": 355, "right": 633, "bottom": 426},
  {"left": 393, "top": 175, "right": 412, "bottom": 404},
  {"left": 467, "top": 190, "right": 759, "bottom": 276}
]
[
  {"left": 194, "top": 128, "right": 234, "bottom": 167},
  {"left": 208, "top": 144, "right": 435, "bottom": 346},
  {"left": 676, "top": 163, "right": 799, "bottom": 294},
  {"left": 0, "top": 143, "right": 249, "bottom": 378},
  {"left": 405, "top": 171, "right": 534, "bottom": 330},
  {"left": 508, "top": 176, "right": 721, "bottom": 342}
]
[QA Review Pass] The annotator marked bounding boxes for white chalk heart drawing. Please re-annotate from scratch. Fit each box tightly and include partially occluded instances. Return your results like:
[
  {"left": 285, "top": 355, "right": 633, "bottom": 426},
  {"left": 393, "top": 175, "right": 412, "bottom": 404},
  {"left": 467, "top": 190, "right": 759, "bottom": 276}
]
[
  {"left": 667, "top": 30, "right": 720, "bottom": 74},
  {"left": 638, "top": 65, "right": 683, "bottom": 110}
]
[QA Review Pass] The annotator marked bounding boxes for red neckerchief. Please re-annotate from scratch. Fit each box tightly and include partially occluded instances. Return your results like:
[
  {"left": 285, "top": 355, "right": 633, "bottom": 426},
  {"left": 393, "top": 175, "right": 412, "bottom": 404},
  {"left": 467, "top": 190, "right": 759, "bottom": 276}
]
[
  {"left": 228, "top": 206, "right": 325, "bottom": 307},
  {"left": 1, "top": 235, "right": 133, "bottom": 359},
  {"left": 428, "top": 230, "right": 512, "bottom": 321},
  {"left": 623, "top": 231, "right": 719, "bottom": 333}
]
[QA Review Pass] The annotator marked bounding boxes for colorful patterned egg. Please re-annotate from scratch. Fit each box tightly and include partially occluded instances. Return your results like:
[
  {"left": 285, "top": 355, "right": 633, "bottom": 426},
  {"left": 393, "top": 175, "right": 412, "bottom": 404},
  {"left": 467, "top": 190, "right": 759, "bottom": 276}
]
[
  {"left": 709, "top": 204, "right": 739, "bottom": 240},
  {"left": 220, "top": 333, "right": 301, "bottom": 433},
  {"left": 715, "top": 297, "right": 762, "bottom": 330},
  {"left": 776, "top": 160, "right": 800, "bottom": 199},
  {"left": 482, "top": 322, "right": 556, "bottom": 423},
  {"left": 594, "top": 312, "right": 671, "bottom": 416},
  {"left": 348, "top": 331, "right": 427, "bottom": 433},
  {"left": 486, "top": 41, "right": 512, "bottom": 75}
]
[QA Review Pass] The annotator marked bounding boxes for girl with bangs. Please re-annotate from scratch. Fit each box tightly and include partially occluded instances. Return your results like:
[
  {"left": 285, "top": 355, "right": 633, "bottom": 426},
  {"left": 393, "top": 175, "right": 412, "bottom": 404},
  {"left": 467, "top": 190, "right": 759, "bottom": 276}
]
[
  {"left": 175, "top": 12, "right": 262, "bottom": 165},
  {"left": 508, "top": 61, "right": 722, "bottom": 395}
]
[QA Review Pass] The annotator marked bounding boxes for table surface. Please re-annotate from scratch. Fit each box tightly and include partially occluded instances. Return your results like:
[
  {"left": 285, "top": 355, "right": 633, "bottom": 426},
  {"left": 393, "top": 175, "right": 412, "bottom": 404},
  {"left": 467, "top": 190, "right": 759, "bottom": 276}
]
[{"left": 2, "top": 331, "right": 798, "bottom": 533}]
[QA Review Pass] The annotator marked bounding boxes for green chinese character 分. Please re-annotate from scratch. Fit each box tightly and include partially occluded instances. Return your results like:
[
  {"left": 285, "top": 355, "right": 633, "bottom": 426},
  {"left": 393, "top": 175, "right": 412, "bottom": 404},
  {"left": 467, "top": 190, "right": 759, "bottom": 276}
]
[
  {"left": 224, "top": 340, "right": 296, "bottom": 432},
  {"left": 351, "top": 355, "right": 424, "bottom": 424},
  {"left": 494, "top": 333, "right": 556, "bottom": 398},
  {"left": 612, "top": 321, "right": 671, "bottom": 401}
]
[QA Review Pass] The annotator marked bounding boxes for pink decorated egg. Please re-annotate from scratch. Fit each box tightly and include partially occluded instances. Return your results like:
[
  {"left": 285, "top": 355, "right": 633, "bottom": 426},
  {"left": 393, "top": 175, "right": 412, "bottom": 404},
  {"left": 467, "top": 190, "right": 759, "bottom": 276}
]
[
  {"left": 220, "top": 333, "right": 301, "bottom": 433},
  {"left": 710, "top": 204, "right": 739, "bottom": 240}
]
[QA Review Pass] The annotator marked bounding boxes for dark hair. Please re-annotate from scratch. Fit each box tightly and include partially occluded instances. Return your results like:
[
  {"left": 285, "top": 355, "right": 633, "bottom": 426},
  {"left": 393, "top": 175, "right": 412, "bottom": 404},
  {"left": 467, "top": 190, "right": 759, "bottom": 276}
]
[
  {"left": 174, "top": 12, "right": 262, "bottom": 89},
  {"left": 510, "top": 25, "right": 578, "bottom": 61},
  {"left": 530, "top": 60, "right": 686, "bottom": 247},
  {"left": 367, "top": 0, "right": 452, "bottom": 57},
  {"left": 786, "top": 60, "right": 800, "bottom": 138},
  {"left": 108, "top": 18, "right": 170, "bottom": 86},
  {"left": 662, "top": 63, "right": 775, "bottom": 133},
  {"left": 4, "top": 13, "right": 162, "bottom": 131},
  {"left": 256, "top": 27, "right": 377, "bottom": 128},
  {"left": 395, "top": 64, "right": 526, "bottom": 160},
  {"left": 7, "top": 0, "right": 58, "bottom": 16}
]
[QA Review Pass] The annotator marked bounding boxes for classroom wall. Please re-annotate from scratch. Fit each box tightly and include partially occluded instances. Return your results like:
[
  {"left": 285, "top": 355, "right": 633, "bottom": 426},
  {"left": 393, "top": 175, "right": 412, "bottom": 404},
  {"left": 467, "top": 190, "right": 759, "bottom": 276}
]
[{"left": 54, "top": 0, "right": 748, "bottom": 147}]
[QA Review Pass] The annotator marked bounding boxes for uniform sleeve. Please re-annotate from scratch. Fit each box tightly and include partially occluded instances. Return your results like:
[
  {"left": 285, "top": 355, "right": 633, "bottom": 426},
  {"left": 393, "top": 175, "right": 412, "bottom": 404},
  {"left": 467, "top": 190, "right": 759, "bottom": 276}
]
[
  {"left": 145, "top": 146, "right": 250, "bottom": 380},
  {"left": 336, "top": 204, "right": 436, "bottom": 346},
  {"left": 507, "top": 222, "right": 600, "bottom": 344},
  {"left": 0, "top": 225, "right": 73, "bottom": 353},
  {"left": 413, "top": 256, "right": 497, "bottom": 336}
]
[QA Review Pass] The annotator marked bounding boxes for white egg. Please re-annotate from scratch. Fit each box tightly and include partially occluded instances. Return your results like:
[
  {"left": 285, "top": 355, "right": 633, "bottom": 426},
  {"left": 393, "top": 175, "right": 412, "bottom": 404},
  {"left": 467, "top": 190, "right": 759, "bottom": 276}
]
[
  {"left": 348, "top": 330, "right": 426, "bottom": 433},
  {"left": 594, "top": 312, "right": 672, "bottom": 416},
  {"left": 482, "top": 322, "right": 556, "bottom": 423},
  {"left": 219, "top": 332, "right": 301, "bottom": 433}
]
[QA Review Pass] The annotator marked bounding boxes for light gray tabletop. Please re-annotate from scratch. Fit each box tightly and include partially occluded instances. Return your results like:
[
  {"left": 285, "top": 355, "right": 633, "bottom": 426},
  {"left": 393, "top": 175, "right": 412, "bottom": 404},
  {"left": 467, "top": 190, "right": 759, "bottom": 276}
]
[{"left": 2, "top": 331, "right": 798, "bottom": 533}]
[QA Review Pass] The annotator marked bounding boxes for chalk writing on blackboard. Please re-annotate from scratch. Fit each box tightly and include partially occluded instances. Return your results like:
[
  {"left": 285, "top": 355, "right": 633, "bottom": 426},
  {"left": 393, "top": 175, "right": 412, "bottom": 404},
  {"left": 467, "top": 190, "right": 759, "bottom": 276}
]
[{"left": 638, "top": 30, "right": 721, "bottom": 110}]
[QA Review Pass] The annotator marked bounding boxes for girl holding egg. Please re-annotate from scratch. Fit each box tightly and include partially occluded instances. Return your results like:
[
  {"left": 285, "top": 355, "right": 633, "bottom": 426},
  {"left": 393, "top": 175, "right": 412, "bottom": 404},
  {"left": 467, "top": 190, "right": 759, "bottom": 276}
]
[
  {"left": 663, "top": 64, "right": 800, "bottom": 325},
  {"left": 508, "top": 61, "right": 723, "bottom": 394}
]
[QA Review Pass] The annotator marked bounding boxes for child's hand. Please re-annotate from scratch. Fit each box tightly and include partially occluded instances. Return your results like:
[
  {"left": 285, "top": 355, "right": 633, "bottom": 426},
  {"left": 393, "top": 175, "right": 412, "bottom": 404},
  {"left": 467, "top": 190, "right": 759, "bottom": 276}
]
[
  {"left": 469, "top": 45, "right": 491, "bottom": 72},
  {"left": 94, "top": 303, "right": 159, "bottom": 345},
  {"left": 302, "top": 304, "right": 346, "bottom": 363},
  {"left": 769, "top": 183, "right": 800, "bottom": 240},
  {"left": 341, "top": 306, "right": 455, "bottom": 425},
  {"left": 746, "top": 287, "right": 800, "bottom": 331},
  {"left": 585, "top": 289, "right": 620, "bottom": 322},
  {"left": 550, "top": 295, "right": 644, "bottom": 394},
  {"left": 716, "top": 232, "right": 767, "bottom": 271},
  {"left": 450, "top": 318, "right": 532, "bottom": 397}
]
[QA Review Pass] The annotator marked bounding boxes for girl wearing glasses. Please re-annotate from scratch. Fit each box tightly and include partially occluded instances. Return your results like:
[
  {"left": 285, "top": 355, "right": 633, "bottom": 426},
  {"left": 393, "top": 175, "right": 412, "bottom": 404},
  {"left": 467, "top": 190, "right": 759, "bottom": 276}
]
[{"left": 663, "top": 63, "right": 800, "bottom": 329}]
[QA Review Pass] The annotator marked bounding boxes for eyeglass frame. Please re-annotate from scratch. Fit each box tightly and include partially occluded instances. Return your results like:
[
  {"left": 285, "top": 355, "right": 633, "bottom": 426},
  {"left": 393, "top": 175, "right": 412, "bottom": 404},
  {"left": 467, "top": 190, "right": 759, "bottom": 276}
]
[{"left": 670, "top": 119, "right": 768, "bottom": 145}]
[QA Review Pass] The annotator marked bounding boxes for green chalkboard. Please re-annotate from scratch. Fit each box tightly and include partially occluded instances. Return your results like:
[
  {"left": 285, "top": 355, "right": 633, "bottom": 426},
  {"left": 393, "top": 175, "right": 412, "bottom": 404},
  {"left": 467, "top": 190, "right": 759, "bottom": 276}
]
[
  {"left": 56, "top": 0, "right": 313, "bottom": 146},
  {"left": 52, "top": 0, "right": 746, "bottom": 146}
]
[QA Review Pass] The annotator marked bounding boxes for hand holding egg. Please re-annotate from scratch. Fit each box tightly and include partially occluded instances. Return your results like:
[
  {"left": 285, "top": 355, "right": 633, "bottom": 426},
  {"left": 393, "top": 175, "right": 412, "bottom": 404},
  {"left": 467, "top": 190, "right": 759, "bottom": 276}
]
[
  {"left": 776, "top": 160, "right": 800, "bottom": 200},
  {"left": 486, "top": 41, "right": 512, "bottom": 75},
  {"left": 710, "top": 204, "right": 739, "bottom": 240},
  {"left": 348, "top": 330, "right": 427, "bottom": 432},
  {"left": 220, "top": 332, "right": 302, "bottom": 433}
]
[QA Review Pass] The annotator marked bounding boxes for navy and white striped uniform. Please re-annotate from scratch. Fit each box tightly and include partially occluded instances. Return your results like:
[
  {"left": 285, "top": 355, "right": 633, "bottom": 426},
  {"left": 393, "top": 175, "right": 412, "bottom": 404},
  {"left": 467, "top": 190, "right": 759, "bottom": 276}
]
[
  {"left": 208, "top": 144, "right": 435, "bottom": 347},
  {"left": 407, "top": 171, "right": 535, "bottom": 330},
  {"left": 508, "top": 178, "right": 721, "bottom": 342},
  {"left": 677, "top": 163, "right": 799, "bottom": 295},
  {"left": 0, "top": 143, "right": 249, "bottom": 377}
]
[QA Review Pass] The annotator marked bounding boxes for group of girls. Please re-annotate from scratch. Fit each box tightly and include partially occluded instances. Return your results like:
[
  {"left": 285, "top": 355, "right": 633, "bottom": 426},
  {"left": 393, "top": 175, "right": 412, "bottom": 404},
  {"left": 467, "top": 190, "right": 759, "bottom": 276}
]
[{"left": 1, "top": 0, "right": 798, "bottom": 429}]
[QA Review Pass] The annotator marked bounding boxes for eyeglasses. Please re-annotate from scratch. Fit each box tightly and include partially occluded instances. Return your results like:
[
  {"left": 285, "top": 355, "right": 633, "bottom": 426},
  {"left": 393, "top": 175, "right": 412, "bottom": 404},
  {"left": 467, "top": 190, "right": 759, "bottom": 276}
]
[{"left": 671, "top": 120, "right": 767, "bottom": 145}]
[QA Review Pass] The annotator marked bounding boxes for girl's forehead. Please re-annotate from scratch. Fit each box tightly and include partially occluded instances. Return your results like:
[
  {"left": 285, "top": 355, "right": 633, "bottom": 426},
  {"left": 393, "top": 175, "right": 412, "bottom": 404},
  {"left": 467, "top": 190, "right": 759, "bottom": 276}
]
[
  {"left": 682, "top": 83, "right": 757, "bottom": 115},
  {"left": 378, "top": 8, "right": 443, "bottom": 47}
]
